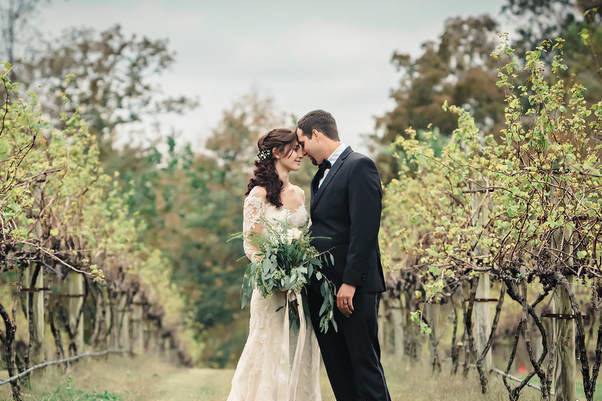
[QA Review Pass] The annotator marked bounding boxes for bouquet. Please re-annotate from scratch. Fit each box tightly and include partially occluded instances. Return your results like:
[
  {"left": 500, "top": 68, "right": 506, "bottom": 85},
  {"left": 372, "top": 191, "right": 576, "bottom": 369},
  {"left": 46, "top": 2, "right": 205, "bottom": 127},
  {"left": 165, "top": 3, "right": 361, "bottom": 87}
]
[{"left": 232, "top": 219, "right": 337, "bottom": 333}]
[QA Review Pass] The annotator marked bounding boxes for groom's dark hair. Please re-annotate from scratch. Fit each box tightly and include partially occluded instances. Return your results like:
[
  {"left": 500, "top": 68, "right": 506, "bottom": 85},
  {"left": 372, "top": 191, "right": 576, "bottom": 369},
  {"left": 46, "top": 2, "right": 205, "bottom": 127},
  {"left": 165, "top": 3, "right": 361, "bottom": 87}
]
[{"left": 297, "top": 110, "right": 339, "bottom": 140}]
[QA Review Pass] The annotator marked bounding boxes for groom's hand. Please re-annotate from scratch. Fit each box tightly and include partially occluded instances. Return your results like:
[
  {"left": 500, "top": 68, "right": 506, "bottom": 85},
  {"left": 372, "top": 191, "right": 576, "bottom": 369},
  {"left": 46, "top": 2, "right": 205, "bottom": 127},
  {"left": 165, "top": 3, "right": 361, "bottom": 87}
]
[{"left": 337, "top": 283, "right": 356, "bottom": 317}]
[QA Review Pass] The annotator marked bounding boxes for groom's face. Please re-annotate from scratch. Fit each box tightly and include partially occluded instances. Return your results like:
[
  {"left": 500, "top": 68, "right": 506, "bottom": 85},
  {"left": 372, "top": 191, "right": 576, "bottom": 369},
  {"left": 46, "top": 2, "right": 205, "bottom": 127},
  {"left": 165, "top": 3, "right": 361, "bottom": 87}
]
[{"left": 296, "top": 127, "right": 321, "bottom": 166}]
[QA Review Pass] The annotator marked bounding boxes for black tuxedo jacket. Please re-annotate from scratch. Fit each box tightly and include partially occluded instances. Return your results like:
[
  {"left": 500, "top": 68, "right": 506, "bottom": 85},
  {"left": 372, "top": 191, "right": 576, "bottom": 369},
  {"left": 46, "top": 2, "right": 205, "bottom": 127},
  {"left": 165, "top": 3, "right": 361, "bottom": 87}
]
[{"left": 309, "top": 146, "right": 386, "bottom": 293}]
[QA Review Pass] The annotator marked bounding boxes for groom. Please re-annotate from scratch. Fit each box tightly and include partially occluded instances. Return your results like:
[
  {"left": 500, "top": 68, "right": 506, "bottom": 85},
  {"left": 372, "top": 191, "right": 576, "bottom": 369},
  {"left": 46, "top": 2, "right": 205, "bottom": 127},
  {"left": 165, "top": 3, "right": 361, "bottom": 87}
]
[{"left": 296, "top": 110, "right": 391, "bottom": 401}]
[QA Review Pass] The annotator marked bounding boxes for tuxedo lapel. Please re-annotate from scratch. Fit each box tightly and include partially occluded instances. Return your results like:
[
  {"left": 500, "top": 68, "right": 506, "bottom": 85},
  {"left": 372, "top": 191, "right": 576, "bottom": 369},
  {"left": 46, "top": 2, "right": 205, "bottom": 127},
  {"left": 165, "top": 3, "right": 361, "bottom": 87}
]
[
  {"left": 311, "top": 147, "right": 353, "bottom": 211},
  {"left": 311, "top": 170, "right": 320, "bottom": 199}
]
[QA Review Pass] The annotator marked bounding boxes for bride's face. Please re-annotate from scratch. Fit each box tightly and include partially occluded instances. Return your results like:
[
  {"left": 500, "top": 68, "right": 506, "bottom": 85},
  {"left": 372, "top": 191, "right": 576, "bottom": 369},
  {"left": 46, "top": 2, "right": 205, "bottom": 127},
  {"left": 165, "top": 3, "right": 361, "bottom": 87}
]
[{"left": 275, "top": 142, "right": 304, "bottom": 172}]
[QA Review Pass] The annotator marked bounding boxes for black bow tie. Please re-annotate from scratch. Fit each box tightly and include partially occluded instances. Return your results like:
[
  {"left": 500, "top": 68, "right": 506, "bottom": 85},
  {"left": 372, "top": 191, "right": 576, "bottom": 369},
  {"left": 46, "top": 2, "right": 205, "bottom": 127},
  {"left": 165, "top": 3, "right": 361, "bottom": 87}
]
[{"left": 318, "top": 159, "right": 332, "bottom": 171}]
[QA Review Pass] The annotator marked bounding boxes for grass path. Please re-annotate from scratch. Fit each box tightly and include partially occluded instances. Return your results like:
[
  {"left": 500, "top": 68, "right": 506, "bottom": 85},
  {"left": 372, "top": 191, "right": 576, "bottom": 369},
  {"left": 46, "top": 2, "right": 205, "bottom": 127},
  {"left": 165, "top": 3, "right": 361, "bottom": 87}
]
[
  {"left": 2, "top": 354, "right": 540, "bottom": 401},
  {"left": 149, "top": 367, "right": 245, "bottom": 401}
]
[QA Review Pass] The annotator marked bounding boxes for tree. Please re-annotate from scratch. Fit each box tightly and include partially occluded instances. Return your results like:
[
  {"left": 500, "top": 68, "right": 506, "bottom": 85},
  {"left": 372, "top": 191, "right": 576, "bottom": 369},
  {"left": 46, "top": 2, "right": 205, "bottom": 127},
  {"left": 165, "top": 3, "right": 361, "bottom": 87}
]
[
  {"left": 0, "top": 0, "right": 46, "bottom": 71},
  {"left": 502, "top": 0, "right": 602, "bottom": 101},
  {"left": 501, "top": 0, "right": 600, "bottom": 49},
  {"left": 16, "top": 24, "right": 198, "bottom": 164},
  {"left": 372, "top": 15, "right": 506, "bottom": 182}
]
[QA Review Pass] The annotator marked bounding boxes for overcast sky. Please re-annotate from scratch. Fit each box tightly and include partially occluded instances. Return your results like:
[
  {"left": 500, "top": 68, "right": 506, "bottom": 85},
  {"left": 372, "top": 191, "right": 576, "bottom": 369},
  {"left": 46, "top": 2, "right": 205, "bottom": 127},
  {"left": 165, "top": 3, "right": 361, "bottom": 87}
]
[{"left": 36, "top": 0, "right": 508, "bottom": 153}]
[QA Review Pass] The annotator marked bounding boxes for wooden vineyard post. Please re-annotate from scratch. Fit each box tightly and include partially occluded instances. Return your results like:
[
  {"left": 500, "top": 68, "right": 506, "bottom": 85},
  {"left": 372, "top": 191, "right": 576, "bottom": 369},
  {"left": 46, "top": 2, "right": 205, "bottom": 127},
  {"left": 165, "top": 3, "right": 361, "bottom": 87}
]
[
  {"left": 378, "top": 294, "right": 395, "bottom": 354},
  {"left": 161, "top": 334, "right": 168, "bottom": 357},
  {"left": 27, "top": 183, "right": 46, "bottom": 365},
  {"left": 101, "top": 287, "right": 112, "bottom": 349},
  {"left": 105, "top": 287, "right": 118, "bottom": 348},
  {"left": 550, "top": 219, "right": 576, "bottom": 401},
  {"left": 425, "top": 302, "right": 441, "bottom": 373},
  {"left": 144, "top": 319, "right": 158, "bottom": 353},
  {"left": 156, "top": 322, "right": 163, "bottom": 355},
  {"left": 551, "top": 280, "right": 576, "bottom": 401},
  {"left": 150, "top": 321, "right": 158, "bottom": 353},
  {"left": 143, "top": 319, "right": 151, "bottom": 352},
  {"left": 154, "top": 323, "right": 161, "bottom": 354},
  {"left": 117, "top": 293, "right": 130, "bottom": 351},
  {"left": 159, "top": 334, "right": 166, "bottom": 358},
  {"left": 471, "top": 179, "right": 493, "bottom": 372},
  {"left": 27, "top": 264, "right": 46, "bottom": 364},
  {"left": 539, "top": 185, "right": 577, "bottom": 401},
  {"left": 402, "top": 228, "right": 422, "bottom": 361},
  {"left": 67, "top": 273, "right": 85, "bottom": 354},
  {"left": 449, "top": 292, "right": 461, "bottom": 375},
  {"left": 149, "top": 321, "right": 157, "bottom": 354},
  {"left": 131, "top": 295, "right": 145, "bottom": 355},
  {"left": 168, "top": 336, "right": 176, "bottom": 363},
  {"left": 390, "top": 295, "right": 404, "bottom": 358},
  {"left": 403, "top": 289, "right": 421, "bottom": 361},
  {"left": 166, "top": 335, "right": 176, "bottom": 364},
  {"left": 32, "top": 267, "right": 45, "bottom": 364},
  {"left": 474, "top": 274, "right": 492, "bottom": 370},
  {"left": 89, "top": 288, "right": 104, "bottom": 349}
]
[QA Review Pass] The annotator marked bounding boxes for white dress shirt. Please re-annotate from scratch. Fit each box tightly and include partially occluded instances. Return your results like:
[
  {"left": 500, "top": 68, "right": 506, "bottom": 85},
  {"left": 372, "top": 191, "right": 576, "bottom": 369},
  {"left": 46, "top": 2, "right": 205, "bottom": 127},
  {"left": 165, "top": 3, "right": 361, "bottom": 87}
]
[{"left": 318, "top": 142, "right": 349, "bottom": 188}]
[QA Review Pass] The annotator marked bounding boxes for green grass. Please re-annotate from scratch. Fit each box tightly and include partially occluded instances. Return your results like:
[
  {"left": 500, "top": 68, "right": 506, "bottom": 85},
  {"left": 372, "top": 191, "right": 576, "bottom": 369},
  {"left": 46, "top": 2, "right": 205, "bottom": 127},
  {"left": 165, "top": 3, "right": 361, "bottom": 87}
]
[
  {"left": 38, "top": 378, "right": 122, "bottom": 401},
  {"left": 1, "top": 377, "right": 122, "bottom": 401}
]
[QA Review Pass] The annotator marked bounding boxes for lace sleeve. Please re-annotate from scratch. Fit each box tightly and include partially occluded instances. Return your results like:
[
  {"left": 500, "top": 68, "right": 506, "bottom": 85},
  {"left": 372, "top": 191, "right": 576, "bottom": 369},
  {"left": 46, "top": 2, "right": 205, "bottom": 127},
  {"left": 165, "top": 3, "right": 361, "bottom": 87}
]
[
  {"left": 297, "top": 185, "right": 311, "bottom": 228},
  {"left": 243, "top": 187, "right": 266, "bottom": 263}
]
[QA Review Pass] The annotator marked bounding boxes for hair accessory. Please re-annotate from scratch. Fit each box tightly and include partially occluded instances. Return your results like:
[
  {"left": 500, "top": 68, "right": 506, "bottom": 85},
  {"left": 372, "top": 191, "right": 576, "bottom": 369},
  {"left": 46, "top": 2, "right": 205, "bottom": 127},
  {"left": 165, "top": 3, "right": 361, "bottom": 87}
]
[{"left": 257, "top": 148, "right": 272, "bottom": 161}]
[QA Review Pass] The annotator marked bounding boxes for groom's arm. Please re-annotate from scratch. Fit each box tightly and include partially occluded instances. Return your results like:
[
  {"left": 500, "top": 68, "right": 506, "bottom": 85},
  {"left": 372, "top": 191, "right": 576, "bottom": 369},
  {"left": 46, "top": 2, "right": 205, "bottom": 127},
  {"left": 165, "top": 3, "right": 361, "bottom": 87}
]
[{"left": 343, "top": 156, "right": 382, "bottom": 287}]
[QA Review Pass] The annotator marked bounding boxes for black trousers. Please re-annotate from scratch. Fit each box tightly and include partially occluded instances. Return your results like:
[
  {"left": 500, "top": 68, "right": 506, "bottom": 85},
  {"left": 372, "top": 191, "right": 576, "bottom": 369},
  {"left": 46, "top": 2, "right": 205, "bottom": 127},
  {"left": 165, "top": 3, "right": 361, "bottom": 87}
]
[{"left": 308, "top": 287, "right": 391, "bottom": 401}]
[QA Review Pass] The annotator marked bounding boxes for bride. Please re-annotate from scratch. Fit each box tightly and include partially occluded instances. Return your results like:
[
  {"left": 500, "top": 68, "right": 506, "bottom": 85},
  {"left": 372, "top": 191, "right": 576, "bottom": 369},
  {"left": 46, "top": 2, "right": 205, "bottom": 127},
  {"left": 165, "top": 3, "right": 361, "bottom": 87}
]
[{"left": 226, "top": 128, "right": 322, "bottom": 401}]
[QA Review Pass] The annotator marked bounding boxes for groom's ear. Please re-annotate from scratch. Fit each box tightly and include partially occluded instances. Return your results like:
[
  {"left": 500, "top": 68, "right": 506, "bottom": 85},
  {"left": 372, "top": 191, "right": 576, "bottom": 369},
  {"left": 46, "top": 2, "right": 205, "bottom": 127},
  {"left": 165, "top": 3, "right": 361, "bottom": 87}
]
[{"left": 311, "top": 129, "right": 321, "bottom": 140}]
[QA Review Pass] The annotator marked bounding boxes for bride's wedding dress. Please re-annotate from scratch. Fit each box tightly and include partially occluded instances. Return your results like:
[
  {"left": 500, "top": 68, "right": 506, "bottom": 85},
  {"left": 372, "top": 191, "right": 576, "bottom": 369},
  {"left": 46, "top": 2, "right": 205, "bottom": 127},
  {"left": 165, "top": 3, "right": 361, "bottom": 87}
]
[{"left": 226, "top": 186, "right": 322, "bottom": 401}]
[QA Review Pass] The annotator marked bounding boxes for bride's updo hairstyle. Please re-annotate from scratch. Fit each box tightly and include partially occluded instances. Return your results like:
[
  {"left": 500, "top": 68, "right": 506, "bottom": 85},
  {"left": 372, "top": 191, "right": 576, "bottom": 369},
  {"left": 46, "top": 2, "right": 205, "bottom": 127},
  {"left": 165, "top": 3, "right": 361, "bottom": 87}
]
[{"left": 246, "top": 128, "right": 298, "bottom": 208}]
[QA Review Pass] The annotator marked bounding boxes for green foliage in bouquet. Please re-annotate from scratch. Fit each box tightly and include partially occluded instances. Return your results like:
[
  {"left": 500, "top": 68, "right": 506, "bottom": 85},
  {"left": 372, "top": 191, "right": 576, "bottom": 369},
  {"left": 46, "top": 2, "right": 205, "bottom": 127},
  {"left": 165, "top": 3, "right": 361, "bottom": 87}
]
[{"left": 231, "top": 220, "right": 338, "bottom": 333}]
